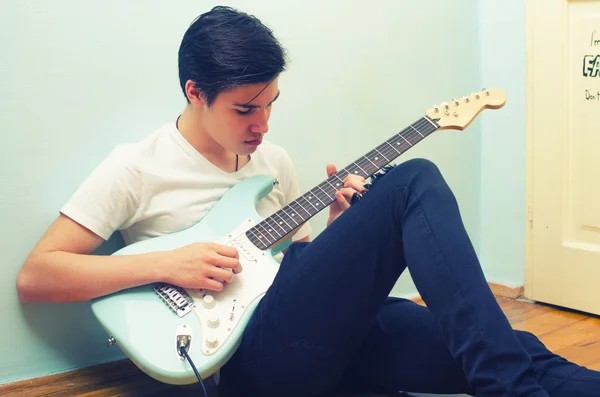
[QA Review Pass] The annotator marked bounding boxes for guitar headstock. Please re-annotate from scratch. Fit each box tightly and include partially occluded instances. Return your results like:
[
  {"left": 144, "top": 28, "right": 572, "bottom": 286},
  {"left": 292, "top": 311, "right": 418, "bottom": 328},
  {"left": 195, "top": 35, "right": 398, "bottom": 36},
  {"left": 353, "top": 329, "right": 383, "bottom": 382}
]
[{"left": 427, "top": 88, "right": 506, "bottom": 131}]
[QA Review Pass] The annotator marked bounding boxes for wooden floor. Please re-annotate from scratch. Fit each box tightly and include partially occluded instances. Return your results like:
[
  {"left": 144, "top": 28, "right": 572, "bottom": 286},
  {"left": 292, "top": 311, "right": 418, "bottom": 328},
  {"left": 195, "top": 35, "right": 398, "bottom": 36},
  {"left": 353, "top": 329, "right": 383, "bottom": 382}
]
[
  {"left": 498, "top": 298, "right": 600, "bottom": 371},
  {"left": 1, "top": 297, "right": 599, "bottom": 397}
]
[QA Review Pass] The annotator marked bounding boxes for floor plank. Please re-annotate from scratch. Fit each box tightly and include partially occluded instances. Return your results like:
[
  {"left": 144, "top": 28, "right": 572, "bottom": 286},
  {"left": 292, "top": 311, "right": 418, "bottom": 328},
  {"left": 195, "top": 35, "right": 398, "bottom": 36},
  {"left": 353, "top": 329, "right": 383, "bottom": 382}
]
[{"left": 1, "top": 297, "right": 599, "bottom": 396}]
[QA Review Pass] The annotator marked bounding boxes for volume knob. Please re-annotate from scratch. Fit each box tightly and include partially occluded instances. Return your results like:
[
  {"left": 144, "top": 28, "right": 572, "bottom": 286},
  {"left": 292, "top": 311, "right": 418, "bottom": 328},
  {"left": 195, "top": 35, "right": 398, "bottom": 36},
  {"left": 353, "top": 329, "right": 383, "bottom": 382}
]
[
  {"left": 203, "top": 295, "right": 216, "bottom": 309},
  {"left": 208, "top": 316, "right": 220, "bottom": 328},
  {"left": 206, "top": 335, "right": 219, "bottom": 348}
]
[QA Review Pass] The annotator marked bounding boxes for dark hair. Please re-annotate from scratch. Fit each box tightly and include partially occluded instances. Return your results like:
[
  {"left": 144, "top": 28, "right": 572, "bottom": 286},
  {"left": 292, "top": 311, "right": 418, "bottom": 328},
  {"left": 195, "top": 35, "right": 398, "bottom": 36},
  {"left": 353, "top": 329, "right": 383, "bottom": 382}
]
[{"left": 178, "top": 6, "right": 287, "bottom": 105}]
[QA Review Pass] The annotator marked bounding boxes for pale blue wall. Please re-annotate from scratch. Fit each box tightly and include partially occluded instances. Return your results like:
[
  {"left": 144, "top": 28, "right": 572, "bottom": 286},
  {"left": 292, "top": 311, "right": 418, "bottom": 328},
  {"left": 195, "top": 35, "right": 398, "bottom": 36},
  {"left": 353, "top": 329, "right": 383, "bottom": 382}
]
[
  {"left": 1, "top": 0, "right": 491, "bottom": 384},
  {"left": 478, "top": 0, "right": 527, "bottom": 287}
]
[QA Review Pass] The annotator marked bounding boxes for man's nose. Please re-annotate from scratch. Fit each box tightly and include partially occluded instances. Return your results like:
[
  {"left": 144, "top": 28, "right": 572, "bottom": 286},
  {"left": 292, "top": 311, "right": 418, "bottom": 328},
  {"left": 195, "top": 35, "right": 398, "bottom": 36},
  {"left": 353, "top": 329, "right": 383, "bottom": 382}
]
[{"left": 249, "top": 110, "right": 269, "bottom": 134}]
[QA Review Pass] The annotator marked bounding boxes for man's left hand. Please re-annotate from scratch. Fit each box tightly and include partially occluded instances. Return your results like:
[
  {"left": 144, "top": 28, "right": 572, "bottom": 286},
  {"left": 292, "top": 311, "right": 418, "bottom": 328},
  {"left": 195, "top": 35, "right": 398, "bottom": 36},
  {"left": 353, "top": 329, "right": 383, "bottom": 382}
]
[{"left": 326, "top": 164, "right": 367, "bottom": 227}]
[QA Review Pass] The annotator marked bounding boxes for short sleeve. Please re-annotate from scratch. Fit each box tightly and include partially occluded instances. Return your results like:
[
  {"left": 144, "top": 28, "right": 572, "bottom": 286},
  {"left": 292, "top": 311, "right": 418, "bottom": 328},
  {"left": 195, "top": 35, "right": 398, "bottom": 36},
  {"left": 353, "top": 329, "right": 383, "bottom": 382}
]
[
  {"left": 59, "top": 146, "right": 144, "bottom": 240},
  {"left": 279, "top": 150, "right": 312, "bottom": 241}
]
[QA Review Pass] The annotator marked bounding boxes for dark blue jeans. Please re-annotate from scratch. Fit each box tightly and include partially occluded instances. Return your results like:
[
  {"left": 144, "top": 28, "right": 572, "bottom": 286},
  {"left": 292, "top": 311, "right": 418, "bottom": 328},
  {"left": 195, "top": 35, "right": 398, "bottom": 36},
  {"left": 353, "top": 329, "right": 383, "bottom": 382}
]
[{"left": 221, "top": 159, "right": 600, "bottom": 397}]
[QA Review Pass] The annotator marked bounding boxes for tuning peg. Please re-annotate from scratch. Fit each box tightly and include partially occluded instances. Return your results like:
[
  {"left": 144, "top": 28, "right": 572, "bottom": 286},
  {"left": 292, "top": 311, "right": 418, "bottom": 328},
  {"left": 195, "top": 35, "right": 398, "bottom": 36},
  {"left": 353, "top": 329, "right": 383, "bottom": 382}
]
[
  {"left": 453, "top": 98, "right": 460, "bottom": 106},
  {"left": 433, "top": 105, "right": 439, "bottom": 113},
  {"left": 465, "top": 97, "right": 470, "bottom": 103}
]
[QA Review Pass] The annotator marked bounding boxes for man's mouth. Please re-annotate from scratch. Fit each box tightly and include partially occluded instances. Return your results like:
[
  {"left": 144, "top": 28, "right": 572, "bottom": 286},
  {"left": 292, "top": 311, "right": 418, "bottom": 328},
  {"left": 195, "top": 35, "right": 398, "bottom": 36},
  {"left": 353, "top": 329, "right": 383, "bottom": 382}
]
[{"left": 245, "top": 138, "right": 262, "bottom": 146}]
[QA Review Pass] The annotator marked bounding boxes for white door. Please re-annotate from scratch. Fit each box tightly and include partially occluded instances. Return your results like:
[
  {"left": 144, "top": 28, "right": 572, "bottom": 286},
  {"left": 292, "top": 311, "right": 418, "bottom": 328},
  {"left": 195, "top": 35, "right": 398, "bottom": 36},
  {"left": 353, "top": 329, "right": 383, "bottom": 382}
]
[{"left": 525, "top": 0, "right": 600, "bottom": 316}]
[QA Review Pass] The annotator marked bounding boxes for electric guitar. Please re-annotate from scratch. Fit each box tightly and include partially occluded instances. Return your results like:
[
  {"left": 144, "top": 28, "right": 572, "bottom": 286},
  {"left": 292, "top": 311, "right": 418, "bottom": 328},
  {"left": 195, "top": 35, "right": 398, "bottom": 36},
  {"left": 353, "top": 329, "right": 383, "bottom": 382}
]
[{"left": 90, "top": 88, "right": 506, "bottom": 385}]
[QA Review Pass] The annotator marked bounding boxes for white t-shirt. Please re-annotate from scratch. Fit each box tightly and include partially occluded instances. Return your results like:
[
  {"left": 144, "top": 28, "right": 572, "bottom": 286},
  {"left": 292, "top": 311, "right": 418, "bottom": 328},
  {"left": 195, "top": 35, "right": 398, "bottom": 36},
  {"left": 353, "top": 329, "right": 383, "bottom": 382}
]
[{"left": 60, "top": 122, "right": 312, "bottom": 248}]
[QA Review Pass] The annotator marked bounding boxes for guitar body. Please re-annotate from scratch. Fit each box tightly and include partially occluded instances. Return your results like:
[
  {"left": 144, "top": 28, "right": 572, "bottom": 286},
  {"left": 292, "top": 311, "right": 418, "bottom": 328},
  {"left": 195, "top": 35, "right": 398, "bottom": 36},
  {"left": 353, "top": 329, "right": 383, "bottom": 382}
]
[{"left": 90, "top": 174, "right": 282, "bottom": 385}]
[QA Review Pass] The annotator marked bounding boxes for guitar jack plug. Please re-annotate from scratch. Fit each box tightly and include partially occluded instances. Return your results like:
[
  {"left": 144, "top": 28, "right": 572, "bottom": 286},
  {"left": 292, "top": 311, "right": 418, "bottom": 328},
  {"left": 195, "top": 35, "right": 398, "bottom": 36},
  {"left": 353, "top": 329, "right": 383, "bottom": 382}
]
[
  {"left": 176, "top": 333, "right": 208, "bottom": 397},
  {"left": 177, "top": 334, "right": 192, "bottom": 357}
]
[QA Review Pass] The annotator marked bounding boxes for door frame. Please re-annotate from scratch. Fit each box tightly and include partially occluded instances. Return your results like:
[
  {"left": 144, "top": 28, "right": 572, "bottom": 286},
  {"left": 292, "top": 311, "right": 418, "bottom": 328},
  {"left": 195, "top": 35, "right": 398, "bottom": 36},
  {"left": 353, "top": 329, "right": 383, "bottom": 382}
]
[{"left": 524, "top": 0, "right": 566, "bottom": 301}]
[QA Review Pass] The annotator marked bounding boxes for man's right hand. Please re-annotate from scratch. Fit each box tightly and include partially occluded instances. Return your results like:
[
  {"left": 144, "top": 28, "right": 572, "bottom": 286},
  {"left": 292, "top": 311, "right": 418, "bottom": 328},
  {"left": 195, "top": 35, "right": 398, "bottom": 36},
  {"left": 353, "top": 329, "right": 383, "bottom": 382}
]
[{"left": 164, "top": 242, "right": 242, "bottom": 291}]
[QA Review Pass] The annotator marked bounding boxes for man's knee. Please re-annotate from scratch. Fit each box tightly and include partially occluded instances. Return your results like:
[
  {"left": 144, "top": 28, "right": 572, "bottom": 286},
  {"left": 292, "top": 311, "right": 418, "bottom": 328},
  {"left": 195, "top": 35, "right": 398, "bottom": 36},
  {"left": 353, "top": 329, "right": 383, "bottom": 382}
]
[
  {"left": 374, "top": 158, "right": 443, "bottom": 187},
  {"left": 364, "top": 158, "right": 448, "bottom": 207},
  {"left": 396, "top": 158, "right": 441, "bottom": 176}
]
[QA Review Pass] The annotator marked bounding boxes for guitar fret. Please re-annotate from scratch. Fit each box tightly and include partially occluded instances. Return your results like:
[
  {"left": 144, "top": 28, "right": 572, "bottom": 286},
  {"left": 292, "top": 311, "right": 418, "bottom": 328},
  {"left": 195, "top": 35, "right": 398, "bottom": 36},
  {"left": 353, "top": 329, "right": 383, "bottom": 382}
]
[
  {"left": 376, "top": 148, "right": 397, "bottom": 164},
  {"left": 424, "top": 116, "right": 438, "bottom": 128},
  {"left": 306, "top": 191, "right": 326, "bottom": 208},
  {"left": 292, "top": 199, "right": 313, "bottom": 218},
  {"left": 395, "top": 137, "right": 410, "bottom": 149},
  {"left": 365, "top": 151, "right": 387, "bottom": 168},
  {"left": 280, "top": 207, "right": 301, "bottom": 226},
  {"left": 357, "top": 157, "right": 378, "bottom": 174},
  {"left": 410, "top": 125, "right": 425, "bottom": 137},
  {"left": 246, "top": 228, "right": 259, "bottom": 242},
  {"left": 404, "top": 132, "right": 419, "bottom": 142},
  {"left": 259, "top": 224, "right": 275, "bottom": 241},
  {"left": 273, "top": 211, "right": 294, "bottom": 231},
  {"left": 262, "top": 218, "right": 283, "bottom": 238},
  {"left": 331, "top": 174, "right": 345, "bottom": 187},
  {"left": 256, "top": 223, "right": 276, "bottom": 241},
  {"left": 300, "top": 195, "right": 319, "bottom": 212},
  {"left": 312, "top": 188, "right": 330, "bottom": 203},
  {"left": 250, "top": 227, "right": 265, "bottom": 242},
  {"left": 316, "top": 185, "right": 334, "bottom": 200},
  {"left": 400, "top": 135, "right": 412, "bottom": 146},
  {"left": 337, "top": 169, "right": 350, "bottom": 178},
  {"left": 247, "top": 228, "right": 266, "bottom": 244},
  {"left": 363, "top": 155, "right": 378, "bottom": 169},
  {"left": 351, "top": 162, "right": 368, "bottom": 176},
  {"left": 373, "top": 148, "right": 390, "bottom": 162},
  {"left": 383, "top": 141, "right": 401, "bottom": 155},
  {"left": 393, "top": 140, "right": 407, "bottom": 150},
  {"left": 324, "top": 179, "right": 337, "bottom": 190}
]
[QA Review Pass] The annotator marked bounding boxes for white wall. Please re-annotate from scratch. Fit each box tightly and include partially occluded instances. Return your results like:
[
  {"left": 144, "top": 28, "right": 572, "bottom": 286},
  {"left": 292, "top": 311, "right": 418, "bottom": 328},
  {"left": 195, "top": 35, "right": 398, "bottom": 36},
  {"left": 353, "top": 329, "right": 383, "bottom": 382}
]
[{"left": 0, "top": 0, "right": 483, "bottom": 383}]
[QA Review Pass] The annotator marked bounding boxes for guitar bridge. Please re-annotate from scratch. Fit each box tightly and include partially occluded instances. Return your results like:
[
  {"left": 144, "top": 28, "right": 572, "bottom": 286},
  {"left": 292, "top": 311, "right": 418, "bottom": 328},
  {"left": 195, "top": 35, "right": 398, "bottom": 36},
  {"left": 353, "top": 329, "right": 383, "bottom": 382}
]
[{"left": 154, "top": 283, "right": 194, "bottom": 317}]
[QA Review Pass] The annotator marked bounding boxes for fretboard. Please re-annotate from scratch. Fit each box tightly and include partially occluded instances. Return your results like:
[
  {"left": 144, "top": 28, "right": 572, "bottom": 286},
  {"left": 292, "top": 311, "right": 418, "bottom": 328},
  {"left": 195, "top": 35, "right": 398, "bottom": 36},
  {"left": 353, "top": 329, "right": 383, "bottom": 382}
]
[{"left": 246, "top": 115, "right": 440, "bottom": 250}]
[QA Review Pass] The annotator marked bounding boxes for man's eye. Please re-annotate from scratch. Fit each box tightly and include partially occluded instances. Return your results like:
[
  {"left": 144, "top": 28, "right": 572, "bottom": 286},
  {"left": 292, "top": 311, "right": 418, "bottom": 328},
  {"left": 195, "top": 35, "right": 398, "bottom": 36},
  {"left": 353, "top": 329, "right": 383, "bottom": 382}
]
[{"left": 235, "top": 108, "right": 252, "bottom": 115}]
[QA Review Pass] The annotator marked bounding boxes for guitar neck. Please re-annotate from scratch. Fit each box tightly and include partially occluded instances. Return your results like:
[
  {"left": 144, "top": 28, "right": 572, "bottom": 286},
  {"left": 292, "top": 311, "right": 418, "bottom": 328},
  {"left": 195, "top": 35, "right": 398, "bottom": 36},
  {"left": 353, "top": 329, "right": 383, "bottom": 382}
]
[{"left": 246, "top": 115, "right": 440, "bottom": 250}]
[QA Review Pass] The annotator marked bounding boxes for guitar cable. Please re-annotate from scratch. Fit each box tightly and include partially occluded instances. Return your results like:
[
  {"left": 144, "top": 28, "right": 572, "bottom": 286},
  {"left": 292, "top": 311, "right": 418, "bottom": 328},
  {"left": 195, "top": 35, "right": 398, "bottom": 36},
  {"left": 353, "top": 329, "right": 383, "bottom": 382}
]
[{"left": 179, "top": 345, "right": 209, "bottom": 397}]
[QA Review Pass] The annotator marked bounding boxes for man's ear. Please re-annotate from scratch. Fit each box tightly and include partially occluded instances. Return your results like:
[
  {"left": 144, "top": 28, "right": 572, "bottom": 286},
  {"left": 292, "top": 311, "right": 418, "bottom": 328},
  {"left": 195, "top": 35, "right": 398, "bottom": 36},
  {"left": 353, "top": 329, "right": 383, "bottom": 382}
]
[{"left": 185, "top": 80, "right": 207, "bottom": 107}]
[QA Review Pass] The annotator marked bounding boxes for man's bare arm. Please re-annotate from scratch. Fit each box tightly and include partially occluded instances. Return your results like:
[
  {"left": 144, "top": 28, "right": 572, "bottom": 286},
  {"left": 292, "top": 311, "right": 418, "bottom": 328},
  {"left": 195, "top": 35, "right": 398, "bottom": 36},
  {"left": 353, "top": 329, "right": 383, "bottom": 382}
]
[{"left": 16, "top": 214, "right": 241, "bottom": 303}]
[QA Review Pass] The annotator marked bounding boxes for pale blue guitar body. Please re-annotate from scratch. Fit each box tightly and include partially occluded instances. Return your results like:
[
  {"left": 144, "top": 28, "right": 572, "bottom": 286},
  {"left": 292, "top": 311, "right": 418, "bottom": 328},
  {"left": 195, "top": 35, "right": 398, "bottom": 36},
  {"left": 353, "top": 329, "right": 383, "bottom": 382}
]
[{"left": 91, "top": 175, "right": 285, "bottom": 385}]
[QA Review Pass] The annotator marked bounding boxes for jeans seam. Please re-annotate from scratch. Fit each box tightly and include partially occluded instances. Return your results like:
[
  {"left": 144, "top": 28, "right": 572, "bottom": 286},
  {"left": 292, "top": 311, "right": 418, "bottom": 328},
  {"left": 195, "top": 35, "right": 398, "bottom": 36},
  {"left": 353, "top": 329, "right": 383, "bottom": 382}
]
[
  {"left": 408, "top": 190, "right": 509, "bottom": 395},
  {"left": 544, "top": 368, "right": 600, "bottom": 382}
]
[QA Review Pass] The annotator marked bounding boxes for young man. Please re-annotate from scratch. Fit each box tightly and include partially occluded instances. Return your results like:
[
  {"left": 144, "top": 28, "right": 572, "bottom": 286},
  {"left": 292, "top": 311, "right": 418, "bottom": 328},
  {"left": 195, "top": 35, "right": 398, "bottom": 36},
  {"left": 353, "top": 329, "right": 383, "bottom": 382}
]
[{"left": 16, "top": 6, "right": 600, "bottom": 397}]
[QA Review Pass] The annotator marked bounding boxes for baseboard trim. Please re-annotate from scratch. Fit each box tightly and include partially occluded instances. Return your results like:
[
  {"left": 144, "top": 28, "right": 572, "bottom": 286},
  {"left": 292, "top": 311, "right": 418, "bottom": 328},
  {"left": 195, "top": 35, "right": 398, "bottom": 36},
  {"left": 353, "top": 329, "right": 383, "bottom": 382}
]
[
  {"left": 488, "top": 282, "right": 524, "bottom": 299},
  {"left": 410, "top": 282, "right": 524, "bottom": 304}
]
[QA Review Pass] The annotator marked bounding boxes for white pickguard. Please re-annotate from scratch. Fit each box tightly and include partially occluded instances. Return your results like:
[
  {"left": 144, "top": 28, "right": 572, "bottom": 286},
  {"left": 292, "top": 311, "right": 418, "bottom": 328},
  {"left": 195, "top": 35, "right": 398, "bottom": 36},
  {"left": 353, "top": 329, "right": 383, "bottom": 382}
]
[{"left": 185, "top": 218, "right": 278, "bottom": 356}]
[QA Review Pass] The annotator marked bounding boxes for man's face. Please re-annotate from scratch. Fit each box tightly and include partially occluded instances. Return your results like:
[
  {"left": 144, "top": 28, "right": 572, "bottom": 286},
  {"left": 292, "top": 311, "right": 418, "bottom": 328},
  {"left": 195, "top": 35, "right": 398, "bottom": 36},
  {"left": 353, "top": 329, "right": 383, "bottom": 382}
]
[{"left": 199, "top": 77, "right": 279, "bottom": 155}]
